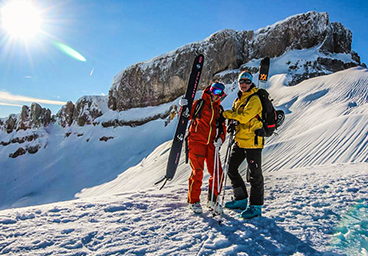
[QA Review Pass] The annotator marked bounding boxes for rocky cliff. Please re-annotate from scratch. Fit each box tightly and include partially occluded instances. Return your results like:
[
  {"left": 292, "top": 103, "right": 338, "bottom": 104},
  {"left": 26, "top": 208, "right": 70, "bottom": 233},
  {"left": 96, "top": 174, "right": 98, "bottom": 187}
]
[
  {"left": 3, "top": 103, "right": 51, "bottom": 134},
  {"left": 108, "top": 11, "right": 361, "bottom": 111},
  {"left": 0, "top": 11, "right": 363, "bottom": 156}
]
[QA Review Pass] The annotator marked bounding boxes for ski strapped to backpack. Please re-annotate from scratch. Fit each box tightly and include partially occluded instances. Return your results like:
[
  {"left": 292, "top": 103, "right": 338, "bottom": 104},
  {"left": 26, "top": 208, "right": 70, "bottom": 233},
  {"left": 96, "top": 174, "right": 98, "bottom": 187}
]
[{"left": 155, "top": 54, "right": 204, "bottom": 190}]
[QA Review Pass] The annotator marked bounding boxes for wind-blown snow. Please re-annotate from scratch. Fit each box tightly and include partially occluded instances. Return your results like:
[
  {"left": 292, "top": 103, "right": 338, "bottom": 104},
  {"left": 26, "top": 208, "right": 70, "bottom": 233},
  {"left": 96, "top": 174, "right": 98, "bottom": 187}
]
[{"left": 78, "top": 67, "right": 368, "bottom": 197}]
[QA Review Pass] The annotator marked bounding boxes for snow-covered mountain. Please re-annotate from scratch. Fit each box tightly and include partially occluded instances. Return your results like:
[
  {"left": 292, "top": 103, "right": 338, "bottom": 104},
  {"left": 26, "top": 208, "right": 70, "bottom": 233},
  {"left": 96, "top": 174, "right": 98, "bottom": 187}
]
[
  {"left": 76, "top": 65, "right": 368, "bottom": 196},
  {"left": 0, "top": 11, "right": 367, "bottom": 256},
  {"left": 0, "top": 66, "right": 367, "bottom": 255}
]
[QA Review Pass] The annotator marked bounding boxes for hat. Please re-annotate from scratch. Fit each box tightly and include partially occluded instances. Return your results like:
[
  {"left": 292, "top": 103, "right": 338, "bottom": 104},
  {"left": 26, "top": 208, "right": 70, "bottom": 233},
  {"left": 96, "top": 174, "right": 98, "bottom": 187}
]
[
  {"left": 238, "top": 71, "right": 253, "bottom": 82},
  {"left": 210, "top": 82, "right": 225, "bottom": 96}
]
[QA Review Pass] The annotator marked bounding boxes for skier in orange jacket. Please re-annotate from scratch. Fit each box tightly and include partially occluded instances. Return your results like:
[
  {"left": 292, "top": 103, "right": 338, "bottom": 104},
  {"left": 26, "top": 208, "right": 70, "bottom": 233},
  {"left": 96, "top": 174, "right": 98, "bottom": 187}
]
[{"left": 180, "top": 83, "right": 226, "bottom": 214}]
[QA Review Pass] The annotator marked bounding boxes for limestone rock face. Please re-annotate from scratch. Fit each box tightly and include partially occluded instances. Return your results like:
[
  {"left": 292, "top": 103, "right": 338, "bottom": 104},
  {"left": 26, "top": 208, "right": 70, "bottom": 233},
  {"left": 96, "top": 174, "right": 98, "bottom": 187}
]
[
  {"left": 3, "top": 103, "right": 51, "bottom": 133},
  {"left": 56, "top": 101, "right": 75, "bottom": 128},
  {"left": 31, "top": 103, "right": 51, "bottom": 128},
  {"left": 73, "top": 96, "right": 104, "bottom": 126},
  {"left": 252, "top": 12, "right": 330, "bottom": 58},
  {"left": 56, "top": 97, "right": 106, "bottom": 127},
  {"left": 108, "top": 29, "right": 247, "bottom": 111},
  {"left": 109, "top": 11, "right": 359, "bottom": 110}
]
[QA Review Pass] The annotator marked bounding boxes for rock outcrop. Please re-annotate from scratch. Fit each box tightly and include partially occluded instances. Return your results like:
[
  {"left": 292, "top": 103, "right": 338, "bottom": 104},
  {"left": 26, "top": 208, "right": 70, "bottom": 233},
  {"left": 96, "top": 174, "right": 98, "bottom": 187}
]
[
  {"left": 56, "top": 96, "right": 105, "bottom": 127},
  {"left": 0, "top": 11, "right": 363, "bottom": 132},
  {"left": 109, "top": 11, "right": 360, "bottom": 110},
  {"left": 73, "top": 96, "right": 104, "bottom": 126},
  {"left": 56, "top": 101, "right": 75, "bottom": 128},
  {"left": 3, "top": 103, "right": 51, "bottom": 133}
]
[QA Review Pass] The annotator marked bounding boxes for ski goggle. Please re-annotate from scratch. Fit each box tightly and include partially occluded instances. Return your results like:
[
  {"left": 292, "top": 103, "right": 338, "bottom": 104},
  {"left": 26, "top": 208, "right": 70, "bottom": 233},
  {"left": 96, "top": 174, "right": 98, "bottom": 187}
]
[
  {"left": 210, "top": 87, "right": 225, "bottom": 96},
  {"left": 239, "top": 79, "right": 252, "bottom": 85}
]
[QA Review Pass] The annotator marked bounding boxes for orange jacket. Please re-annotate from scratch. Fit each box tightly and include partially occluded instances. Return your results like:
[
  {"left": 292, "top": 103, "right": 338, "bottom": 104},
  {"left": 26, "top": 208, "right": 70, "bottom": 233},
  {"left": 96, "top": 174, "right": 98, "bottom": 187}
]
[{"left": 188, "top": 87, "right": 226, "bottom": 145}]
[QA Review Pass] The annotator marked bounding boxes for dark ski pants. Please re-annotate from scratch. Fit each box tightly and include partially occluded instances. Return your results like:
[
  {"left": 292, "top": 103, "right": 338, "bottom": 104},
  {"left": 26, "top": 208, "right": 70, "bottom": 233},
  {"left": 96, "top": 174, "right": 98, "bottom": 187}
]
[{"left": 228, "top": 144, "right": 264, "bottom": 205}]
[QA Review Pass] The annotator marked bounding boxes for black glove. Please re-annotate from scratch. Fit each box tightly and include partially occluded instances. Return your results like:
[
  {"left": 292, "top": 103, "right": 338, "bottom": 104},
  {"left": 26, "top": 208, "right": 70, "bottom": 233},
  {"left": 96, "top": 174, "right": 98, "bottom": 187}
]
[{"left": 227, "top": 119, "right": 237, "bottom": 133}]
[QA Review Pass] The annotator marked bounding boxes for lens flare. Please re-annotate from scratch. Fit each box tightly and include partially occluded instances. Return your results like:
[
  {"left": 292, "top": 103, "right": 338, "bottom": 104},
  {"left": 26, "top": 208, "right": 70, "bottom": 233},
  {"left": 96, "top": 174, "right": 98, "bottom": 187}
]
[{"left": 53, "top": 42, "right": 86, "bottom": 62}]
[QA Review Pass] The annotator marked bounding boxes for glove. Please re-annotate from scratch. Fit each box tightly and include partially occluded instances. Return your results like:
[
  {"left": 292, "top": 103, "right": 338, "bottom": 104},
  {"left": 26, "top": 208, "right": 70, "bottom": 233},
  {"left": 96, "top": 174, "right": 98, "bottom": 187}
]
[
  {"left": 214, "top": 138, "right": 223, "bottom": 148},
  {"left": 178, "top": 98, "right": 188, "bottom": 107},
  {"left": 227, "top": 123, "right": 236, "bottom": 133},
  {"left": 222, "top": 110, "right": 233, "bottom": 119}
]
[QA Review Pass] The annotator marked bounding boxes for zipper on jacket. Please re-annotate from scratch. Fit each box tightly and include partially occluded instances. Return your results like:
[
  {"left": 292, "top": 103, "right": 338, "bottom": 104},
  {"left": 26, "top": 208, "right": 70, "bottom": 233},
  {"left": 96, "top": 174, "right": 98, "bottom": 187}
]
[
  {"left": 207, "top": 102, "right": 215, "bottom": 145},
  {"left": 195, "top": 121, "right": 199, "bottom": 132}
]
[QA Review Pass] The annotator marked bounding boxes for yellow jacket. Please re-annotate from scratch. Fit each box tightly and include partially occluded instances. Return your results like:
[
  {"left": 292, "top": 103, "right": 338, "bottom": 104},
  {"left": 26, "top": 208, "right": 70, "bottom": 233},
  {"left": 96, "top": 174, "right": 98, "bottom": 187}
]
[{"left": 223, "top": 87, "right": 264, "bottom": 149}]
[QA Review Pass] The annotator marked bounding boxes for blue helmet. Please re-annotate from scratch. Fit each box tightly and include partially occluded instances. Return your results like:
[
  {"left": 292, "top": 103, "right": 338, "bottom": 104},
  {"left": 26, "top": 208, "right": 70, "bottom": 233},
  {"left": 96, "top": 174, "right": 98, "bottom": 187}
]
[
  {"left": 238, "top": 71, "right": 253, "bottom": 83},
  {"left": 210, "top": 82, "right": 225, "bottom": 96}
]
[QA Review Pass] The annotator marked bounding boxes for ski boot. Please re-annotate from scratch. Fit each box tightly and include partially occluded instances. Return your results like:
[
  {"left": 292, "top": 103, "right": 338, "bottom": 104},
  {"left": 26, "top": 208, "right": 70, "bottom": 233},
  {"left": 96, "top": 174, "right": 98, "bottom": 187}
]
[
  {"left": 188, "top": 202, "right": 203, "bottom": 214},
  {"left": 239, "top": 205, "right": 262, "bottom": 219},
  {"left": 224, "top": 198, "right": 248, "bottom": 210}
]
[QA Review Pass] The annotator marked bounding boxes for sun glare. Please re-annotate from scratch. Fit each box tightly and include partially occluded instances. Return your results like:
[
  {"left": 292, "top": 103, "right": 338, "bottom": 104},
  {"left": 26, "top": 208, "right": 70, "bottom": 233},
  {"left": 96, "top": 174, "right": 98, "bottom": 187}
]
[{"left": 1, "top": 0, "right": 42, "bottom": 40}]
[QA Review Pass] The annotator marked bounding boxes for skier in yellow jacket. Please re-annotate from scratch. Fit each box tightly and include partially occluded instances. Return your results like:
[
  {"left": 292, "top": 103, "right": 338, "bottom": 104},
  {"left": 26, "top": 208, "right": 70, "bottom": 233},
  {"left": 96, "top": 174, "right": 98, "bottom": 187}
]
[{"left": 222, "top": 70, "right": 264, "bottom": 219}]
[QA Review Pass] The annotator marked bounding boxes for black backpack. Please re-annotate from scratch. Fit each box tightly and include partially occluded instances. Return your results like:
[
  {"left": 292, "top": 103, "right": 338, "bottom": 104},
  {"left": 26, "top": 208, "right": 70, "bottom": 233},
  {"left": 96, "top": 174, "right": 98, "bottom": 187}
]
[{"left": 244, "top": 89, "right": 284, "bottom": 137}]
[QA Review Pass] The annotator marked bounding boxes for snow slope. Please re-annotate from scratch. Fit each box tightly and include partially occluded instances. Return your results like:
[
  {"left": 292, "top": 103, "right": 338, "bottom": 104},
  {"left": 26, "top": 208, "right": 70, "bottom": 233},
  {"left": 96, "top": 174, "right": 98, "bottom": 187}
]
[
  {"left": 0, "top": 58, "right": 367, "bottom": 254},
  {"left": 0, "top": 48, "right": 363, "bottom": 210},
  {"left": 77, "top": 67, "right": 368, "bottom": 197},
  {"left": 0, "top": 163, "right": 367, "bottom": 255}
]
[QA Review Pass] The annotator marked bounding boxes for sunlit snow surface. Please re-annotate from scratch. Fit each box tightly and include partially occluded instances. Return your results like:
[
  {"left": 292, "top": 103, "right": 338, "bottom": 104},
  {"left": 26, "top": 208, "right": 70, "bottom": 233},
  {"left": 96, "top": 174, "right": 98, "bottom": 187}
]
[
  {"left": 0, "top": 163, "right": 367, "bottom": 255},
  {"left": 1, "top": 61, "right": 367, "bottom": 254}
]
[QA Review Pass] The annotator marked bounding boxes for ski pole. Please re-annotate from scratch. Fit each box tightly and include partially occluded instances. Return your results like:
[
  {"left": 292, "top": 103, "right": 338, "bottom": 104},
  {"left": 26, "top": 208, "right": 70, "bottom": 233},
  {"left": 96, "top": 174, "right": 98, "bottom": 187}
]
[
  {"left": 211, "top": 146, "right": 219, "bottom": 206},
  {"left": 215, "top": 145, "right": 221, "bottom": 207},
  {"left": 220, "top": 131, "right": 234, "bottom": 207}
]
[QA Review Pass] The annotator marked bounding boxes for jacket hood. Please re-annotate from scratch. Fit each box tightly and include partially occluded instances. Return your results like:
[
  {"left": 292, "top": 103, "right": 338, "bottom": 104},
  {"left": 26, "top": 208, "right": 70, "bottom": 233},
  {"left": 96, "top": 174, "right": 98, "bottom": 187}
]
[{"left": 203, "top": 86, "right": 221, "bottom": 106}]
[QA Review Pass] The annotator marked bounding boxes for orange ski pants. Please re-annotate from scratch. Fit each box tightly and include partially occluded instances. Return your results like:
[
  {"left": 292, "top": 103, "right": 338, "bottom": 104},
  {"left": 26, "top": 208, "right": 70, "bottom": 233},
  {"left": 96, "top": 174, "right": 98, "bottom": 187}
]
[{"left": 187, "top": 142, "right": 223, "bottom": 204}]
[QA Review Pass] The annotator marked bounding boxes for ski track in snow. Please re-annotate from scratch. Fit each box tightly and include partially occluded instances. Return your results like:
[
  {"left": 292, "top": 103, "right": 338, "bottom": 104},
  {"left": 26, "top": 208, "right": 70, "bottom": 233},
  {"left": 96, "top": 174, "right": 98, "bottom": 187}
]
[{"left": 0, "top": 163, "right": 367, "bottom": 256}]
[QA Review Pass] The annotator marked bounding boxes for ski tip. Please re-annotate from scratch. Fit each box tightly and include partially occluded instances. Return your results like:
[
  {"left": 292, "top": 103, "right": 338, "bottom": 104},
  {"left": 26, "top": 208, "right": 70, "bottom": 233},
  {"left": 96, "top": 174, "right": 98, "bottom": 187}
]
[{"left": 194, "top": 48, "right": 204, "bottom": 56}]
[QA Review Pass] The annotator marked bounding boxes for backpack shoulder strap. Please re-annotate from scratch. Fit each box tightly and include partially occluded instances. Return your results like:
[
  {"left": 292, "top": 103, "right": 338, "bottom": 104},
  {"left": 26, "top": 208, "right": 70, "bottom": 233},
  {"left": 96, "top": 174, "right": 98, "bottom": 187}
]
[
  {"left": 241, "top": 92, "right": 259, "bottom": 108},
  {"left": 192, "top": 98, "right": 205, "bottom": 120},
  {"left": 240, "top": 91, "right": 263, "bottom": 122},
  {"left": 215, "top": 104, "right": 226, "bottom": 140},
  {"left": 219, "top": 104, "right": 224, "bottom": 114}
]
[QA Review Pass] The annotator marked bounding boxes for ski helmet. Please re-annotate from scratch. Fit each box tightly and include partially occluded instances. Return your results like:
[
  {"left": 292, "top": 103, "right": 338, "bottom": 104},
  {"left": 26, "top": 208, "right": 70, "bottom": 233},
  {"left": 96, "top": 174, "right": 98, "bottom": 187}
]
[
  {"left": 210, "top": 82, "right": 225, "bottom": 96},
  {"left": 238, "top": 71, "right": 253, "bottom": 83}
]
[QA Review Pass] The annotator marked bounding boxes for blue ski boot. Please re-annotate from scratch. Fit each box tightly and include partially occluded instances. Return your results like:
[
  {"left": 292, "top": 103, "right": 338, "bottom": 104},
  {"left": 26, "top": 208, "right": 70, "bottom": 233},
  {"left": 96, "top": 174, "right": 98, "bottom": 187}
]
[
  {"left": 224, "top": 198, "right": 248, "bottom": 210},
  {"left": 239, "top": 205, "right": 262, "bottom": 219}
]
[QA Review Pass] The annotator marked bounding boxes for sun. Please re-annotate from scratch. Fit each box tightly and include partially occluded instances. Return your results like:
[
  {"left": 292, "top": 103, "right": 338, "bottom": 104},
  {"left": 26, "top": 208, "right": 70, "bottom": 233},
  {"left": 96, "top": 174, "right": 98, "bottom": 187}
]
[{"left": 1, "top": 0, "right": 42, "bottom": 40}]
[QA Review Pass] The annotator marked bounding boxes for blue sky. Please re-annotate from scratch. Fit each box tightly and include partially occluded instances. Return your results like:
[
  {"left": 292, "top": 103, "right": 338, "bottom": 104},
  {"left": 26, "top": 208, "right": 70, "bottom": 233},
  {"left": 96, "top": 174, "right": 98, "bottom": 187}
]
[{"left": 0, "top": 0, "right": 367, "bottom": 118}]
